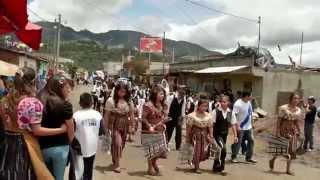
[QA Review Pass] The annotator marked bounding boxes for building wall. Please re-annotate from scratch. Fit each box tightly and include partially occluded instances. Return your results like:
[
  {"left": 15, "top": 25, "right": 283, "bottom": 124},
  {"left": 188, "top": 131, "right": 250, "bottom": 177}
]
[
  {"left": 19, "top": 56, "right": 37, "bottom": 70},
  {"left": 150, "top": 62, "right": 169, "bottom": 71},
  {"left": 179, "top": 73, "right": 259, "bottom": 98},
  {"left": 103, "top": 61, "right": 122, "bottom": 76},
  {"left": 254, "top": 68, "right": 320, "bottom": 116},
  {"left": 170, "top": 56, "right": 254, "bottom": 71}
]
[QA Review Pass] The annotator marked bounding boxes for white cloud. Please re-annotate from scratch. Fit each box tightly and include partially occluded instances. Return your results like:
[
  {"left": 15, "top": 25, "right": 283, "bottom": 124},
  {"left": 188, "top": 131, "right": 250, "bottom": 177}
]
[
  {"left": 165, "top": 0, "right": 320, "bottom": 65},
  {"left": 28, "top": 0, "right": 133, "bottom": 32},
  {"left": 28, "top": 0, "right": 320, "bottom": 65},
  {"left": 135, "top": 16, "right": 172, "bottom": 36}
]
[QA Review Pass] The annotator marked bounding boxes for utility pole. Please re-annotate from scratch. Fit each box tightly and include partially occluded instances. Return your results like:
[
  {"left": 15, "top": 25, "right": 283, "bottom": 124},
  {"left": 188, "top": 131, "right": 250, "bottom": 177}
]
[
  {"left": 148, "top": 52, "right": 151, "bottom": 74},
  {"left": 55, "top": 14, "right": 61, "bottom": 72},
  {"left": 299, "top": 32, "right": 304, "bottom": 66},
  {"left": 172, "top": 47, "right": 175, "bottom": 63},
  {"left": 162, "top": 32, "right": 166, "bottom": 76},
  {"left": 257, "top": 16, "right": 261, "bottom": 55}
]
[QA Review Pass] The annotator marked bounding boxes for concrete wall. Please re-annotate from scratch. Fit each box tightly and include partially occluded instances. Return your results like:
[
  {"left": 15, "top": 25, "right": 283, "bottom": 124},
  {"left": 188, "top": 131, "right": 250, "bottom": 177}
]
[
  {"left": 103, "top": 61, "right": 122, "bottom": 76},
  {"left": 19, "top": 56, "right": 37, "bottom": 70},
  {"left": 150, "top": 62, "right": 169, "bottom": 71},
  {"left": 170, "top": 56, "right": 254, "bottom": 71},
  {"left": 179, "top": 73, "right": 259, "bottom": 98},
  {"left": 253, "top": 68, "right": 320, "bottom": 116}
]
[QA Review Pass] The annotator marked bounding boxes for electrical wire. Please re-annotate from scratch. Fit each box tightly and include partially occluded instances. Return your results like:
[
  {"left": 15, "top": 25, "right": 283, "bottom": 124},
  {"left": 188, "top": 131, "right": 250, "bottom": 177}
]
[
  {"left": 175, "top": 4, "right": 215, "bottom": 40},
  {"left": 184, "top": 0, "right": 258, "bottom": 23},
  {"left": 27, "top": 7, "right": 51, "bottom": 22}
]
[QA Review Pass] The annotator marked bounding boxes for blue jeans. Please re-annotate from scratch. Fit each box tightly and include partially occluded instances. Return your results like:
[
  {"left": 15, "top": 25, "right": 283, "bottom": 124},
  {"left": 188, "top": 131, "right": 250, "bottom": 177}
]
[
  {"left": 304, "top": 123, "right": 314, "bottom": 150},
  {"left": 231, "top": 129, "right": 255, "bottom": 160},
  {"left": 42, "top": 145, "right": 69, "bottom": 180}
]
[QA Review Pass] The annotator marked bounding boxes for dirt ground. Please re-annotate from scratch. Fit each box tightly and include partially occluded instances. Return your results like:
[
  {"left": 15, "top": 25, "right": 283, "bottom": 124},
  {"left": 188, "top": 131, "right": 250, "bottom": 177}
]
[{"left": 67, "top": 85, "right": 320, "bottom": 180}]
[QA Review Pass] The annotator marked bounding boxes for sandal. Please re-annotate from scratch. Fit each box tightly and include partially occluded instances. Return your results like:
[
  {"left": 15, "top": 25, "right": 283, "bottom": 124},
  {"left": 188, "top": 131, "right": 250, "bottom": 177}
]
[
  {"left": 193, "top": 169, "right": 202, "bottom": 174},
  {"left": 113, "top": 167, "right": 121, "bottom": 173},
  {"left": 286, "top": 171, "right": 295, "bottom": 176},
  {"left": 147, "top": 169, "right": 156, "bottom": 176}
]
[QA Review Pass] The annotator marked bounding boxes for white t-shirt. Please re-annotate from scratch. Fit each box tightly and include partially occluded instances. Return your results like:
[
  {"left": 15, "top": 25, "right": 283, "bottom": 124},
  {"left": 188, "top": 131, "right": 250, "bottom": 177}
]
[
  {"left": 232, "top": 99, "right": 253, "bottom": 130},
  {"left": 74, "top": 109, "right": 102, "bottom": 157}
]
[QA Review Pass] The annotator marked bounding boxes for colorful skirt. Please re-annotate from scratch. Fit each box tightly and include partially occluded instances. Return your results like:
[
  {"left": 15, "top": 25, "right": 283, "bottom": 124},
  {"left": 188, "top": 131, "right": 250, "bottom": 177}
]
[
  {"left": 0, "top": 131, "right": 36, "bottom": 180},
  {"left": 191, "top": 128, "right": 210, "bottom": 165},
  {"left": 280, "top": 120, "right": 299, "bottom": 158},
  {"left": 141, "top": 132, "right": 168, "bottom": 160}
]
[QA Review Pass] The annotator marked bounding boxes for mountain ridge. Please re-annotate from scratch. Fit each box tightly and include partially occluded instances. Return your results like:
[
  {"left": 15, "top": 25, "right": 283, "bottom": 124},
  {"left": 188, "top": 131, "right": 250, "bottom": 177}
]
[{"left": 36, "top": 21, "right": 222, "bottom": 70}]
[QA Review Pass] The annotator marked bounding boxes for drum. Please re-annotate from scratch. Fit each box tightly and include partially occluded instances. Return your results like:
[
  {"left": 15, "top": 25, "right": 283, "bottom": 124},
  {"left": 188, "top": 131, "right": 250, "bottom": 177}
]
[{"left": 141, "top": 132, "right": 168, "bottom": 160}]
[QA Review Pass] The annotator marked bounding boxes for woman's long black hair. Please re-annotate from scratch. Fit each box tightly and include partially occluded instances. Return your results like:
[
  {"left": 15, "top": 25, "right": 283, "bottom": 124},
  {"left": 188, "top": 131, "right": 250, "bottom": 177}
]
[
  {"left": 113, "top": 80, "right": 131, "bottom": 107},
  {"left": 38, "top": 74, "right": 72, "bottom": 112}
]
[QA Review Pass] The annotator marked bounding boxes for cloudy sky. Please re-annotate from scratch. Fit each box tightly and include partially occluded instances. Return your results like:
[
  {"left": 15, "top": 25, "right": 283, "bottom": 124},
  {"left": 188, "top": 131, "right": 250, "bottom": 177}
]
[{"left": 27, "top": 0, "right": 320, "bottom": 66}]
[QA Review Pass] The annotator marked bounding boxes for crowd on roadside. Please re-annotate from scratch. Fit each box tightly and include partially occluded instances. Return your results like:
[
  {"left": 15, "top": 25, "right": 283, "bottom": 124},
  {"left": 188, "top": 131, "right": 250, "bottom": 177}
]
[{"left": 1, "top": 69, "right": 320, "bottom": 180}]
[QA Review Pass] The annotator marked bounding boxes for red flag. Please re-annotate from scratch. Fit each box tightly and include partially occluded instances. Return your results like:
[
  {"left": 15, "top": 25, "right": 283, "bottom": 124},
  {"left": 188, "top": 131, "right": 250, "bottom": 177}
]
[
  {"left": 0, "top": 0, "right": 28, "bottom": 30},
  {"left": 0, "top": 0, "right": 42, "bottom": 50},
  {"left": 140, "top": 37, "right": 163, "bottom": 53},
  {"left": 16, "top": 22, "right": 42, "bottom": 50}
]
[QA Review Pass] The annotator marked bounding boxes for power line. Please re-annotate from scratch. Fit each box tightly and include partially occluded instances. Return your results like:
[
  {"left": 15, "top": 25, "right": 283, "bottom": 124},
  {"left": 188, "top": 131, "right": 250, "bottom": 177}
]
[
  {"left": 175, "top": 4, "right": 215, "bottom": 40},
  {"left": 184, "top": 0, "right": 258, "bottom": 23},
  {"left": 27, "top": 7, "right": 50, "bottom": 22}
]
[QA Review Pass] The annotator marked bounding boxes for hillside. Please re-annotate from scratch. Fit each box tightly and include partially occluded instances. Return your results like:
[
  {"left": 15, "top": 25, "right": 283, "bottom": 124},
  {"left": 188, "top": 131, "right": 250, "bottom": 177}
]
[{"left": 37, "top": 21, "right": 222, "bottom": 71}]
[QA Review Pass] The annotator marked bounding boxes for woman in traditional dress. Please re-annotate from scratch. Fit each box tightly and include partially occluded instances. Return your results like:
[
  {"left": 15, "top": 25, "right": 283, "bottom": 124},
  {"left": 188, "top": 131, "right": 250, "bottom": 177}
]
[
  {"left": 185, "top": 95, "right": 214, "bottom": 174},
  {"left": 0, "top": 67, "right": 67, "bottom": 180},
  {"left": 142, "top": 84, "right": 169, "bottom": 176},
  {"left": 104, "top": 80, "right": 134, "bottom": 173},
  {"left": 269, "top": 93, "right": 303, "bottom": 175}
]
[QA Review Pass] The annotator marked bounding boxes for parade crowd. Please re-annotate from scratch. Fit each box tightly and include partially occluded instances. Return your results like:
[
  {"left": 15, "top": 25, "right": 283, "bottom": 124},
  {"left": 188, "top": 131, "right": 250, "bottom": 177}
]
[{"left": 0, "top": 67, "right": 319, "bottom": 180}]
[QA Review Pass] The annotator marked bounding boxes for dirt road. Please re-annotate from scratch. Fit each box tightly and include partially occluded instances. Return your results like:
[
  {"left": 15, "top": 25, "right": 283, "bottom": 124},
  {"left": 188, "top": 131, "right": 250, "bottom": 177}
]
[{"left": 68, "top": 85, "right": 320, "bottom": 180}]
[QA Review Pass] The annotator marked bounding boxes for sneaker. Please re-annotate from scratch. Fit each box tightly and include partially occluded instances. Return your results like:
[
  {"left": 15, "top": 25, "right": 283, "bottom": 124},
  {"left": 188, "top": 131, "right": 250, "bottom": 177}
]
[
  {"left": 246, "top": 159, "right": 258, "bottom": 163},
  {"left": 231, "top": 158, "right": 239, "bottom": 163},
  {"left": 307, "top": 149, "right": 312, "bottom": 152}
]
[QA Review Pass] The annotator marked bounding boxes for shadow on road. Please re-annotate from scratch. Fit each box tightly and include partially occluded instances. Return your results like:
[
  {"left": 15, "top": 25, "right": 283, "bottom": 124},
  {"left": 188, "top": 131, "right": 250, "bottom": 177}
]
[
  {"left": 95, "top": 165, "right": 113, "bottom": 174},
  {"left": 176, "top": 166, "right": 220, "bottom": 175},
  {"left": 127, "top": 171, "right": 156, "bottom": 180},
  {"left": 130, "top": 144, "right": 143, "bottom": 148},
  {"left": 262, "top": 170, "right": 289, "bottom": 176}
]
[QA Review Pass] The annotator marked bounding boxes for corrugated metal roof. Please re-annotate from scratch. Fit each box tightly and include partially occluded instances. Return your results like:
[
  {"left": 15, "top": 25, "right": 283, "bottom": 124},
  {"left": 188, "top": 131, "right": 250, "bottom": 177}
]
[{"left": 195, "top": 65, "right": 248, "bottom": 74}]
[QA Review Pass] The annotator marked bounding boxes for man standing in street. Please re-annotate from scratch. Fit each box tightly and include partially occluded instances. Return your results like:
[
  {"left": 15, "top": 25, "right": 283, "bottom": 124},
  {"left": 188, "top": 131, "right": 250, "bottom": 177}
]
[
  {"left": 166, "top": 85, "right": 186, "bottom": 151},
  {"left": 304, "top": 96, "right": 317, "bottom": 151},
  {"left": 231, "top": 91, "right": 257, "bottom": 163}
]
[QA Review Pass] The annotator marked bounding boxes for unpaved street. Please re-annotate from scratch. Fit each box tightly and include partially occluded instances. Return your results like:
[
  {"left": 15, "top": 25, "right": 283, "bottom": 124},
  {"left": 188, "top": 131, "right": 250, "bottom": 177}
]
[{"left": 68, "top": 85, "right": 320, "bottom": 180}]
